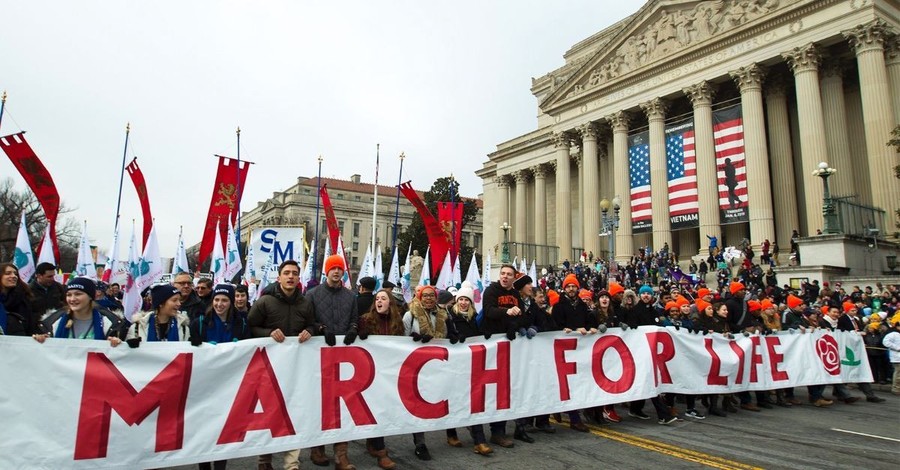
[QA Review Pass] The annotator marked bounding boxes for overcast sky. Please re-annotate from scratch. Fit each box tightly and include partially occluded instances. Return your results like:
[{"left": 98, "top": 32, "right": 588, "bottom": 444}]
[{"left": 0, "top": 0, "right": 637, "bottom": 256}]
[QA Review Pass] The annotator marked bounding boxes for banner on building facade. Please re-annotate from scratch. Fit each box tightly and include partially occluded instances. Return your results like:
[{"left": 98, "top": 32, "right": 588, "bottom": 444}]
[
  {"left": 0, "top": 329, "right": 870, "bottom": 469},
  {"left": 665, "top": 119, "right": 699, "bottom": 230},
  {"left": 713, "top": 104, "right": 749, "bottom": 225},
  {"left": 249, "top": 226, "right": 306, "bottom": 283},
  {"left": 628, "top": 131, "right": 652, "bottom": 233}
]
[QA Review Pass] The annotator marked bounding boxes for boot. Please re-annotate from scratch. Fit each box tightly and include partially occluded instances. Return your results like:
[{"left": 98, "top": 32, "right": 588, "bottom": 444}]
[
  {"left": 708, "top": 396, "right": 726, "bottom": 417},
  {"left": 373, "top": 449, "right": 395, "bottom": 470},
  {"left": 310, "top": 446, "right": 330, "bottom": 467},
  {"left": 333, "top": 442, "right": 356, "bottom": 470}
]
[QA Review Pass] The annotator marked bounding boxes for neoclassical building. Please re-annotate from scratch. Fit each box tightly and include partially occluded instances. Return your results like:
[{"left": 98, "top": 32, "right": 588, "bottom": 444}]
[{"left": 478, "top": 0, "right": 899, "bottom": 266}]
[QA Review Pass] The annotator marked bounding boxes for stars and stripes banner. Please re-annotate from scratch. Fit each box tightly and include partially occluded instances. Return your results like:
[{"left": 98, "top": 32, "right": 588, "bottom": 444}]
[
  {"left": 628, "top": 131, "right": 652, "bottom": 233},
  {"left": 665, "top": 119, "right": 699, "bottom": 230},
  {"left": 713, "top": 104, "right": 749, "bottom": 225}
]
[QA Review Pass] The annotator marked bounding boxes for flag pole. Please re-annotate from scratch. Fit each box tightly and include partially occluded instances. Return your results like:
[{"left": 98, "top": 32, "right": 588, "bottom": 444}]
[
  {"left": 450, "top": 173, "right": 456, "bottom": 265},
  {"left": 312, "top": 155, "right": 323, "bottom": 275},
  {"left": 113, "top": 123, "right": 130, "bottom": 232},
  {"left": 391, "top": 152, "right": 405, "bottom": 263},
  {"left": 0, "top": 91, "right": 7, "bottom": 133},
  {"left": 235, "top": 127, "right": 242, "bottom": 246},
  {"left": 371, "top": 144, "right": 380, "bottom": 261}
]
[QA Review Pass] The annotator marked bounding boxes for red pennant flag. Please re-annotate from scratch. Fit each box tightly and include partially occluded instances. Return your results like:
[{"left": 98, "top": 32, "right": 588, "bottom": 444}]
[
  {"left": 319, "top": 184, "right": 341, "bottom": 252},
  {"left": 0, "top": 132, "right": 61, "bottom": 263},
  {"left": 437, "top": 202, "right": 464, "bottom": 265},
  {"left": 126, "top": 158, "right": 153, "bottom": 249},
  {"left": 399, "top": 182, "right": 449, "bottom": 279},
  {"left": 198, "top": 156, "right": 250, "bottom": 266}
]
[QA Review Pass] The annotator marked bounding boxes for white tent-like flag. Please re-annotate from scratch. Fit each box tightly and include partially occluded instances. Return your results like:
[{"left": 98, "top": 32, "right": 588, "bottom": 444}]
[
  {"left": 13, "top": 211, "right": 35, "bottom": 283},
  {"left": 529, "top": 260, "right": 538, "bottom": 286},
  {"left": 519, "top": 257, "right": 528, "bottom": 274},
  {"left": 451, "top": 254, "right": 462, "bottom": 289},
  {"left": 418, "top": 246, "right": 432, "bottom": 287},
  {"left": 336, "top": 235, "right": 352, "bottom": 289},
  {"left": 387, "top": 247, "right": 400, "bottom": 290},
  {"left": 481, "top": 251, "right": 492, "bottom": 294},
  {"left": 374, "top": 244, "right": 384, "bottom": 291},
  {"left": 463, "top": 254, "right": 483, "bottom": 312},
  {"left": 171, "top": 227, "right": 190, "bottom": 277},
  {"left": 75, "top": 221, "right": 97, "bottom": 280},
  {"left": 255, "top": 242, "right": 276, "bottom": 303},
  {"left": 211, "top": 220, "right": 226, "bottom": 285},
  {"left": 243, "top": 246, "right": 256, "bottom": 284},
  {"left": 434, "top": 251, "right": 453, "bottom": 291},
  {"left": 319, "top": 237, "right": 332, "bottom": 284},
  {"left": 300, "top": 238, "right": 315, "bottom": 292},
  {"left": 223, "top": 217, "right": 242, "bottom": 282},
  {"left": 100, "top": 224, "right": 119, "bottom": 283},
  {"left": 401, "top": 244, "right": 413, "bottom": 303},
  {"left": 122, "top": 223, "right": 142, "bottom": 321},
  {"left": 36, "top": 225, "right": 55, "bottom": 267},
  {"left": 136, "top": 222, "right": 164, "bottom": 292},
  {"left": 357, "top": 244, "right": 374, "bottom": 286}
]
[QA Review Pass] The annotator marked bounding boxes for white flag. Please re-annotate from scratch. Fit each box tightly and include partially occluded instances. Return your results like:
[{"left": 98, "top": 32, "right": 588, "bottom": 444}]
[
  {"left": 464, "top": 254, "right": 483, "bottom": 312},
  {"left": 13, "top": 211, "right": 35, "bottom": 283},
  {"left": 451, "top": 254, "right": 462, "bottom": 289},
  {"left": 255, "top": 241, "right": 276, "bottom": 303},
  {"left": 223, "top": 217, "right": 242, "bottom": 282},
  {"left": 136, "top": 222, "right": 164, "bottom": 292},
  {"left": 122, "top": 223, "right": 142, "bottom": 321},
  {"left": 319, "top": 237, "right": 332, "bottom": 284},
  {"left": 36, "top": 225, "right": 56, "bottom": 267},
  {"left": 336, "top": 235, "right": 351, "bottom": 289},
  {"left": 401, "top": 244, "right": 413, "bottom": 303},
  {"left": 171, "top": 228, "right": 190, "bottom": 277},
  {"left": 100, "top": 224, "right": 119, "bottom": 284},
  {"left": 76, "top": 221, "right": 97, "bottom": 280},
  {"left": 519, "top": 257, "right": 528, "bottom": 274},
  {"left": 244, "top": 241, "right": 256, "bottom": 284},
  {"left": 529, "top": 259, "right": 538, "bottom": 286},
  {"left": 357, "top": 244, "right": 373, "bottom": 285},
  {"left": 418, "top": 246, "right": 431, "bottom": 287},
  {"left": 300, "top": 238, "right": 315, "bottom": 292},
  {"left": 387, "top": 247, "right": 400, "bottom": 289},
  {"left": 211, "top": 220, "right": 226, "bottom": 285},
  {"left": 435, "top": 251, "right": 453, "bottom": 291},
  {"left": 374, "top": 244, "right": 384, "bottom": 291},
  {"left": 481, "top": 251, "right": 492, "bottom": 294}
]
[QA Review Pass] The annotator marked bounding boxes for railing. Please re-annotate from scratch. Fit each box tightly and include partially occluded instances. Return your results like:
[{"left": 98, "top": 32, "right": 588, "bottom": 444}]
[
  {"left": 507, "top": 242, "right": 559, "bottom": 267},
  {"left": 833, "top": 196, "right": 887, "bottom": 238}
]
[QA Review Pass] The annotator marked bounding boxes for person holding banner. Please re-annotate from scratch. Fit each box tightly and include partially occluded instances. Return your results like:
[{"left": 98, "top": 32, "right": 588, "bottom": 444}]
[
  {"left": 124, "top": 285, "right": 191, "bottom": 345},
  {"left": 0, "top": 263, "right": 37, "bottom": 336},
  {"left": 189, "top": 284, "right": 250, "bottom": 346},
  {"left": 626, "top": 285, "right": 677, "bottom": 424},
  {"left": 32, "top": 277, "right": 123, "bottom": 345},
  {"left": 551, "top": 274, "right": 597, "bottom": 432}
]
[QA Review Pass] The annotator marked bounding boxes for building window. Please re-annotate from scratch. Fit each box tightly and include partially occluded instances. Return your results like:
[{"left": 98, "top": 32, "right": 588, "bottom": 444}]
[
  {"left": 353, "top": 222, "right": 360, "bottom": 237},
  {"left": 353, "top": 242, "right": 359, "bottom": 251},
  {"left": 304, "top": 189, "right": 311, "bottom": 195},
  {"left": 352, "top": 257, "right": 358, "bottom": 267},
  {"left": 338, "top": 221, "right": 345, "bottom": 233},
  {"left": 354, "top": 195, "right": 361, "bottom": 201}
]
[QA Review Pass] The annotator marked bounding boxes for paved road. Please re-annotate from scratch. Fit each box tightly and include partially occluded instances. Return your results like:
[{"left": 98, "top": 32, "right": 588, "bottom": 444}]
[{"left": 169, "top": 388, "right": 899, "bottom": 470}]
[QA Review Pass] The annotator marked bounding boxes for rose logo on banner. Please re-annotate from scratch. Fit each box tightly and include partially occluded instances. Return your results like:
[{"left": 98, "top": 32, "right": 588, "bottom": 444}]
[{"left": 816, "top": 335, "right": 841, "bottom": 376}]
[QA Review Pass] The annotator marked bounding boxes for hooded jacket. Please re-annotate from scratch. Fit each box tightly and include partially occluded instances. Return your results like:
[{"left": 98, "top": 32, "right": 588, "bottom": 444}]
[{"left": 481, "top": 280, "right": 522, "bottom": 335}]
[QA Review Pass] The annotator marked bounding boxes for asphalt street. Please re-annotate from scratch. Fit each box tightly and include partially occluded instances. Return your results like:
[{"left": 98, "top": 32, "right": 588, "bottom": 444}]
[{"left": 167, "top": 386, "right": 899, "bottom": 470}]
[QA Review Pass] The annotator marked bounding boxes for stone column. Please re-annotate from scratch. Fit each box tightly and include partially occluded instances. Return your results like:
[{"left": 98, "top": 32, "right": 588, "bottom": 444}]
[
  {"left": 533, "top": 164, "right": 548, "bottom": 246},
  {"left": 607, "top": 111, "right": 633, "bottom": 261},
  {"left": 783, "top": 44, "right": 828, "bottom": 234},
  {"left": 730, "top": 63, "right": 775, "bottom": 245},
  {"left": 514, "top": 170, "right": 529, "bottom": 244},
  {"left": 886, "top": 37, "right": 900, "bottom": 125},
  {"left": 820, "top": 59, "right": 855, "bottom": 196},
  {"left": 495, "top": 175, "right": 511, "bottom": 240},
  {"left": 764, "top": 73, "right": 800, "bottom": 251},
  {"left": 640, "top": 98, "right": 672, "bottom": 251},
  {"left": 683, "top": 81, "right": 721, "bottom": 255},
  {"left": 845, "top": 86, "right": 873, "bottom": 205},
  {"left": 572, "top": 151, "right": 584, "bottom": 251},
  {"left": 579, "top": 123, "right": 601, "bottom": 256},
  {"left": 845, "top": 21, "right": 900, "bottom": 227},
  {"left": 553, "top": 132, "right": 573, "bottom": 263}
]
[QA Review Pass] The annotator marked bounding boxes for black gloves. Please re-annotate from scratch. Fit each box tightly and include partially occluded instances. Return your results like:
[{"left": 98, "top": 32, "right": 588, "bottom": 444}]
[
  {"left": 484, "top": 332, "right": 493, "bottom": 340},
  {"left": 597, "top": 324, "right": 608, "bottom": 334},
  {"left": 358, "top": 330, "right": 369, "bottom": 340},
  {"left": 420, "top": 334, "right": 433, "bottom": 343},
  {"left": 126, "top": 337, "right": 141, "bottom": 349},
  {"left": 343, "top": 328, "right": 358, "bottom": 345},
  {"left": 190, "top": 336, "right": 203, "bottom": 347},
  {"left": 517, "top": 327, "right": 527, "bottom": 337},
  {"left": 411, "top": 332, "right": 422, "bottom": 342},
  {"left": 324, "top": 330, "right": 337, "bottom": 347},
  {"left": 448, "top": 332, "right": 459, "bottom": 344},
  {"left": 506, "top": 327, "right": 517, "bottom": 341},
  {"left": 458, "top": 333, "right": 466, "bottom": 343},
  {"left": 526, "top": 327, "right": 538, "bottom": 339}
]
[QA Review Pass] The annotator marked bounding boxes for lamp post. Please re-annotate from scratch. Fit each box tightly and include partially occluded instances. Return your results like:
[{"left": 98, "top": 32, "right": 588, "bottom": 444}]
[
  {"left": 599, "top": 196, "right": 621, "bottom": 276},
  {"left": 812, "top": 161, "right": 840, "bottom": 235},
  {"left": 501, "top": 222, "right": 511, "bottom": 264}
]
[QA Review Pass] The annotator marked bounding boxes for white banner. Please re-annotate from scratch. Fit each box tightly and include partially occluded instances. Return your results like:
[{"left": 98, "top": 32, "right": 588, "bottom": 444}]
[
  {"left": 249, "top": 226, "right": 306, "bottom": 283},
  {"left": 0, "top": 328, "right": 870, "bottom": 469}
]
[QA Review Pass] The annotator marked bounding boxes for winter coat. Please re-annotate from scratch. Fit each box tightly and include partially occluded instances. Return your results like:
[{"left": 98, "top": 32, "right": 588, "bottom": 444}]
[
  {"left": 625, "top": 300, "right": 659, "bottom": 328},
  {"left": 403, "top": 300, "right": 450, "bottom": 338},
  {"left": 28, "top": 280, "right": 65, "bottom": 317},
  {"left": 43, "top": 307, "right": 123, "bottom": 339},
  {"left": 448, "top": 305, "right": 481, "bottom": 338},
  {"left": 306, "top": 283, "right": 358, "bottom": 335},
  {"left": 127, "top": 311, "right": 191, "bottom": 342},
  {"left": 248, "top": 285, "right": 317, "bottom": 338},
  {"left": 191, "top": 310, "right": 250, "bottom": 344},
  {"left": 356, "top": 292, "right": 375, "bottom": 317},
  {"left": 698, "top": 314, "right": 729, "bottom": 334},
  {"left": 882, "top": 330, "right": 900, "bottom": 363},
  {"left": 180, "top": 292, "right": 207, "bottom": 321},
  {"left": 1, "top": 288, "right": 36, "bottom": 336},
  {"left": 552, "top": 296, "right": 597, "bottom": 330},
  {"left": 481, "top": 281, "right": 522, "bottom": 335},
  {"left": 725, "top": 296, "right": 750, "bottom": 333}
]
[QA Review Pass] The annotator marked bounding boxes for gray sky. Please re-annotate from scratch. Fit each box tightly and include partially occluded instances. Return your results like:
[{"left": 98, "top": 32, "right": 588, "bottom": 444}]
[{"left": 0, "top": 0, "right": 638, "bottom": 256}]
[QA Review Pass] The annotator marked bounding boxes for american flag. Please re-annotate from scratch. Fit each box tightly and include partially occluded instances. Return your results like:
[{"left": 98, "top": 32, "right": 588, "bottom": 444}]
[
  {"left": 713, "top": 104, "right": 748, "bottom": 211},
  {"left": 665, "top": 121, "right": 699, "bottom": 218},
  {"left": 628, "top": 131, "right": 652, "bottom": 230}
]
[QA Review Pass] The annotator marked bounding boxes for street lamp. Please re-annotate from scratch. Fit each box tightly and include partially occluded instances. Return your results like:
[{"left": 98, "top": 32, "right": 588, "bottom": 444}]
[
  {"left": 501, "top": 222, "right": 511, "bottom": 263},
  {"left": 599, "top": 195, "right": 621, "bottom": 275},
  {"left": 812, "top": 161, "right": 840, "bottom": 235}
]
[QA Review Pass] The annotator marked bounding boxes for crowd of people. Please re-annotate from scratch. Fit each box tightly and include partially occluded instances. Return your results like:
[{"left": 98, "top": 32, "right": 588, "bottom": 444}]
[{"left": 1, "top": 254, "right": 899, "bottom": 470}]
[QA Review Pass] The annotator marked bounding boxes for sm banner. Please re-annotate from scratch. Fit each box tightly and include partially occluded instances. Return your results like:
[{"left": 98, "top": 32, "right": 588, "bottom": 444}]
[
  {"left": 0, "top": 329, "right": 870, "bottom": 469},
  {"left": 249, "top": 226, "right": 306, "bottom": 283}
]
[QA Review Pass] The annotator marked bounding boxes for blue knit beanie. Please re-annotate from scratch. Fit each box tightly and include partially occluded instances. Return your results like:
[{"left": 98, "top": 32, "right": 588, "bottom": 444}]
[{"left": 639, "top": 285, "right": 654, "bottom": 295}]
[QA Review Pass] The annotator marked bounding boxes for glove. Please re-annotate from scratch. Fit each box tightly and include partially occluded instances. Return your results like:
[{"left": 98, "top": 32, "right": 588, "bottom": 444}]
[
  {"left": 742, "top": 331, "right": 750, "bottom": 337},
  {"left": 674, "top": 323, "right": 681, "bottom": 331},
  {"left": 448, "top": 332, "right": 459, "bottom": 344},
  {"left": 702, "top": 330, "right": 708, "bottom": 335},
  {"left": 358, "top": 330, "right": 369, "bottom": 340},
  {"left": 526, "top": 327, "right": 538, "bottom": 339},
  {"left": 411, "top": 332, "right": 422, "bottom": 342},
  {"left": 324, "top": 331, "right": 337, "bottom": 347},
  {"left": 517, "top": 327, "right": 527, "bottom": 337},
  {"left": 788, "top": 328, "right": 796, "bottom": 334},
  {"left": 190, "top": 336, "right": 203, "bottom": 347},
  {"left": 506, "top": 327, "right": 517, "bottom": 341},
  {"left": 484, "top": 332, "right": 493, "bottom": 340},
  {"left": 343, "top": 328, "right": 358, "bottom": 345},
  {"left": 126, "top": 337, "right": 141, "bottom": 349},
  {"left": 420, "top": 334, "right": 433, "bottom": 343},
  {"left": 621, "top": 324, "right": 630, "bottom": 331},
  {"left": 597, "top": 324, "right": 608, "bottom": 334},
  {"left": 458, "top": 333, "right": 466, "bottom": 343}
]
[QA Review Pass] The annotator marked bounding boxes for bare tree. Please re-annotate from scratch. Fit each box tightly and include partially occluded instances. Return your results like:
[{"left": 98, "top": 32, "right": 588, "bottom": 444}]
[{"left": 0, "top": 178, "right": 80, "bottom": 268}]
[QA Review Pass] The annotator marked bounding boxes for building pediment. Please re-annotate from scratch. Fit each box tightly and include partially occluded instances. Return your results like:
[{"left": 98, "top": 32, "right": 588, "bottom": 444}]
[{"left": 541, "top": 0, "right": 799, "bottom": 111}]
